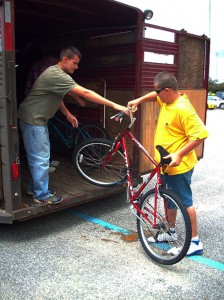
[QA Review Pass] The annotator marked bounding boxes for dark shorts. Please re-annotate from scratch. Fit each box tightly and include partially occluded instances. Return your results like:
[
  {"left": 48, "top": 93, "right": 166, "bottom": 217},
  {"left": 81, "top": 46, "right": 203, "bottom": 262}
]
[{"left": 161, "top": 169, "right": 194, "bottom": 208}]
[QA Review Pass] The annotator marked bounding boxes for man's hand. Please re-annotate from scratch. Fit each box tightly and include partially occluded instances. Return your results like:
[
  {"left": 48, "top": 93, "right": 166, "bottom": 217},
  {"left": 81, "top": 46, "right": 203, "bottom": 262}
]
[
  {"left": 113, "top": 103, "right": 130, "bottom": 114},
  {"left": 67, "top": 114, "right": 78, "bottom": 128}
]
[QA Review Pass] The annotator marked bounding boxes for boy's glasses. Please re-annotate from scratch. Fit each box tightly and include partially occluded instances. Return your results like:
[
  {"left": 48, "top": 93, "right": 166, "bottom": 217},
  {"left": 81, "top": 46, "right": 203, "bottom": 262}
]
[{"left": 155, "top": 86, "right": 172, "bottom": 94}]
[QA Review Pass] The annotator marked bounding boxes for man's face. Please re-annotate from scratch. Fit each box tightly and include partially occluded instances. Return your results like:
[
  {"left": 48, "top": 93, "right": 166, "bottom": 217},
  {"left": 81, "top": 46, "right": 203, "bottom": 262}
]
[{"left": 62, "top": 55, "right": 80, "bottom": 74}]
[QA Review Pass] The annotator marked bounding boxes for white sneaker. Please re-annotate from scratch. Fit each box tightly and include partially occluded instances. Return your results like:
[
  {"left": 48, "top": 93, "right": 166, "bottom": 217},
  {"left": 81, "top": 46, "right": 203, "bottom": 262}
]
[
  {"left": 167, "top": 246, "right": 181, "bottom": 255},
  {"left": 50, "top": 160, "right": 59, "bottom": 167},
  {"left": 148, "top": 232, "right": 177, "bottom": 243},
  {"left": 186, "top": 240, "right": 203, "bottom": 256}
]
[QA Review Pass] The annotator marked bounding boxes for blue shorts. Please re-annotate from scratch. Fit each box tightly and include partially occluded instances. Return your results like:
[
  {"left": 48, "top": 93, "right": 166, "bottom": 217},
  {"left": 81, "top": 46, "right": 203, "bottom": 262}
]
[{"left": 161, "top": 169, "right": 194, "bottom": 208}]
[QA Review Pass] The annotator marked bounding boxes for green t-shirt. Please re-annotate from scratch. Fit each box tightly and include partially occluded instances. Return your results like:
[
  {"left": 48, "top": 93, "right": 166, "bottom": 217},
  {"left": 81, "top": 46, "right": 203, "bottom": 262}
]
[{"left": 18, "top": 65, "right": 77, "bottom": 125}]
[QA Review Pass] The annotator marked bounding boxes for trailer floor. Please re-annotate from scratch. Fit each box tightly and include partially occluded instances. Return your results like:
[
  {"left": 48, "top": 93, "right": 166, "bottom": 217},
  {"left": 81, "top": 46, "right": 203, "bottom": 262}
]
[{"left": 15, "top": 154, "right": 125, "bottom": 221}]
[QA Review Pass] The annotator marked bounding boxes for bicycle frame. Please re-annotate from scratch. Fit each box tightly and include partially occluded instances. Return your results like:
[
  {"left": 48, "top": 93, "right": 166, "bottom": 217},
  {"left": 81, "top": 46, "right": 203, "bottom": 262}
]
[
  {"left": 49, "top": 116, "right": 75, "bottom": 147},
  {"left": 49, "top": 116, "right": 103, "bottom": 148},
  {"left": 101, "top": 118, "right": 166, "bottom": 228}
]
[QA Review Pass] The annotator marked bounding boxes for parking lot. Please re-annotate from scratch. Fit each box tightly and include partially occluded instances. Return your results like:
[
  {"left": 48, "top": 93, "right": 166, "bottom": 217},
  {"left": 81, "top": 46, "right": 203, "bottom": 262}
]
[{"left": 0, "top": 109, "right": 223, "bottom": 300}]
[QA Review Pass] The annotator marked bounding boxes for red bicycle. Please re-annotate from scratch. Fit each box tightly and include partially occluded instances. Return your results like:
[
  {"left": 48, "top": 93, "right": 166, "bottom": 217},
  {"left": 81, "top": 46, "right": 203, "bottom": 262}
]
[{"left": 72, "top": 111, "right": 191, "bottom": 265}]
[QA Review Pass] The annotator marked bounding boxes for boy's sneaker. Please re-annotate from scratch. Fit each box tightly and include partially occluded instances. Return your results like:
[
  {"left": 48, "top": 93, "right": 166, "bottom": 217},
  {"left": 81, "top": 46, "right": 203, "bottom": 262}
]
[
  {"left": 33, "top": 195, "right": 63, "bottom": 205},
  {"left": 27, "top": 190, "right": 56, "bottom": 196},
  {"left": 186, "top": 240, "right": 203, "bottom": 256},
  {"left": 50, "top": 160, "right": 59, "bottom": 167},
  {"left": 148, "top": 231, "right": 177, "bottom": 243}
]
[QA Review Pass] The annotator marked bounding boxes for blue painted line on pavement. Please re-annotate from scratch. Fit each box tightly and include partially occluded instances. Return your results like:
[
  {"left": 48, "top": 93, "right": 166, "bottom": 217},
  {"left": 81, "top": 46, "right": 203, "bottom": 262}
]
[
  {"left": 68, "top": 209, "right": 133, "bottom": 236},
  {"left": 188, "top": 255, "right": 224, "bottom": 272},
  {"left": 68, "top": 209, "right": 224, "bottom": 272}
]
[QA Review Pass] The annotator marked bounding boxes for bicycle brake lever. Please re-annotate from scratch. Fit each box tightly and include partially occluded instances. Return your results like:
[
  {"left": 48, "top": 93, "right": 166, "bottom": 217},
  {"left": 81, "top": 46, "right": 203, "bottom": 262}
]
[{"left": 111, "top": 111, "right": 125, "bottom": 122}]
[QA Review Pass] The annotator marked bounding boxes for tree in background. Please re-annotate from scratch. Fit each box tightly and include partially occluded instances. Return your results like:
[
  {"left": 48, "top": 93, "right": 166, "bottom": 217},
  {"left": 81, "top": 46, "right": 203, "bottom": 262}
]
[{"left": 208, "top": 79, "right": 224, "bottom": 94}]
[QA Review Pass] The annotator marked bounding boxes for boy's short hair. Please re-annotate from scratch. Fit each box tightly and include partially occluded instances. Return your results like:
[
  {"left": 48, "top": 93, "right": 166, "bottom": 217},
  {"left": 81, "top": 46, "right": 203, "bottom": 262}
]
[{"left": 154, "top": 72, "right": 178, "bottom": 91}]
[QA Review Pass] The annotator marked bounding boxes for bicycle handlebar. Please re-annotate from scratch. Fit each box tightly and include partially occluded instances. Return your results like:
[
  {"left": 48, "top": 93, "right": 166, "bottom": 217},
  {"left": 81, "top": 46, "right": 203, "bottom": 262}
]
[
  {"left": 111, "top": 111, "right": 126, "bottom": 122},
  {"left": 110, "top": 109, "right": 136, "bottom": 127}
]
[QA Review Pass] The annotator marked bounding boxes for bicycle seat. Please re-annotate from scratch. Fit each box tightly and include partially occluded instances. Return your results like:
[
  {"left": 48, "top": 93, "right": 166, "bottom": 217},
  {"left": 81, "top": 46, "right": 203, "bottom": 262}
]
[{"left": 156, "top": 145, "right": 172, "bottom": 166}]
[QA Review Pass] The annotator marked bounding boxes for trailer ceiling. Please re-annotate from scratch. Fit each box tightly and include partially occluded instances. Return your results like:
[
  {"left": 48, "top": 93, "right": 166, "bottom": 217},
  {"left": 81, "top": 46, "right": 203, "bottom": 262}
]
[{"left": 14, "top": 0, "right": 141, "bottom": 43}]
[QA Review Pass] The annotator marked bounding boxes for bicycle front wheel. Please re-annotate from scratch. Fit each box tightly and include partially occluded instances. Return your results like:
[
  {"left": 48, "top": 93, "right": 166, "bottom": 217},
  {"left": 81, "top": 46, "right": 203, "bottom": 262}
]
[
  {"left": 72, "top": 138, "right": 126, "bottom": 187},
  {"left": 137, "top": 187, "right": 191, "bottom": 265},
  {"left": 74, "top": 124, "right": 109, "bottom": 146}
]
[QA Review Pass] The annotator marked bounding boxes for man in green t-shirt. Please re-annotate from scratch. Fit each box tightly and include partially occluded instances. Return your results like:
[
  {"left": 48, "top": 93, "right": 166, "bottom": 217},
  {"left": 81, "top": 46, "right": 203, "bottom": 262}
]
[
  {"left": 18, "top": 46, "right": 129, "bottom": 205},
  {"left": 128, "top": 71, "right": 208, "bottom": 256}
]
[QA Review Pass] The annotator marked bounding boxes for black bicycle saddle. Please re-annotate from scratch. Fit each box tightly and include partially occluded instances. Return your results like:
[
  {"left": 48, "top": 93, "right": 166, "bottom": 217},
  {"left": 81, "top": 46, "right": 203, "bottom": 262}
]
[{"left": 156, "top": 145, "right": 172, "bottom": 166}]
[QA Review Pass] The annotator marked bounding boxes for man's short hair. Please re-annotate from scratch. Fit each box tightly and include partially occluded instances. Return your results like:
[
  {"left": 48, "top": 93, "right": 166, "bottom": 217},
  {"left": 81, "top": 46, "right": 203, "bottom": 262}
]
[
  {"left": 59, "top": 46, "right": 82, "bottom": 61},
  {"left": 154, "top": 72, "right": 178, "bottom": 91}
]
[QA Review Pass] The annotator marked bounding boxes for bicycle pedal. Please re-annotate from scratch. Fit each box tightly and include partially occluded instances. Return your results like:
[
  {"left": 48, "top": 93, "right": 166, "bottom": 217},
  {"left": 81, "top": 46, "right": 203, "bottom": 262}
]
[{"left": 117, "top": 180, "right": 128, "bottom": 186}]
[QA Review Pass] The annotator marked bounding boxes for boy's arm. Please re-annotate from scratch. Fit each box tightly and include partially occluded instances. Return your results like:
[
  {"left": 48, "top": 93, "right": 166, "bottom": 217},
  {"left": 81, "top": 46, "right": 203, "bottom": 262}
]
[
  {"left": 165, "top": 139, "right": 206, "bottom": 167},
  {"left": 128, "top": 91, "right": 157, "bottom": 111}
]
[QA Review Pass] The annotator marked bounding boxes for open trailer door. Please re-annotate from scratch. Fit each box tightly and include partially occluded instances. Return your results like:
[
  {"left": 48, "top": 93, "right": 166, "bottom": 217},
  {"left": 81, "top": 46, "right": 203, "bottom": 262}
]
[{"left": 0, "top": 0, "right": 21, "bottom": 223}]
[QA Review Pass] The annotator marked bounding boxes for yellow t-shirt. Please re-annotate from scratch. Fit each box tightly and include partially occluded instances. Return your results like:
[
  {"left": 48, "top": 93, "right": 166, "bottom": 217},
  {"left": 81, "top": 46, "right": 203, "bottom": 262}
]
[{"left": 154, "top": 94, "right": 208, "bottom": 175}]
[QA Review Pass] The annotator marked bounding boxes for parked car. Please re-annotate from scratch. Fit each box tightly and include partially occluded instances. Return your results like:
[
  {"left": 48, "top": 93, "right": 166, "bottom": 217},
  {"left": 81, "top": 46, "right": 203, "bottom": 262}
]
[
  {"left": 207, "top": 95, "right": 224, "bottom": 109},
  {"left": 207, "top": 96, "right": 218, "bottom": 109},
  {"left": 216, "top": 91, "right": 224, "bottom": 100}
]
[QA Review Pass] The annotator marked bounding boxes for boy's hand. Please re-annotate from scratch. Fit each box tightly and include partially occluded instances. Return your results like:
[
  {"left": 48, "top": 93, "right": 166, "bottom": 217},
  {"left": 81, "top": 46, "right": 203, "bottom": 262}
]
[
  {"left": 113, "top": 104, "right": 130, "bottom": 114},
  {"left": 127, "top": 99, "right": 139, "bottom": 112}
]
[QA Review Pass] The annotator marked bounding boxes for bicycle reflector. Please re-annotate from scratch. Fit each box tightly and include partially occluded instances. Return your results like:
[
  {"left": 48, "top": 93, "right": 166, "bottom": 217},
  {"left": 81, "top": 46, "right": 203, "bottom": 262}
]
[{"left": 11, "top": 161, "right": 19, "bottom": 182}]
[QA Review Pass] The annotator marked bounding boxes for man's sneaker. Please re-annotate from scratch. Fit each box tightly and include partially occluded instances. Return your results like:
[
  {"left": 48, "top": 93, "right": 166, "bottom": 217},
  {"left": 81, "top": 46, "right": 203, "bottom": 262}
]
[
  {"left": 50, "top": 160, "right": 59, "bottom": 167},
  {"left": 148, "top": 231, "right": 178, "bottom": 243},
  {"left": 27, "top": 190, "right": 56, "bottom": 196},
  {"left": 186, "top": 240, "right": 203, "bottom": 256},
  {"left": 33, "top": 195, "right": 63, "bottom": 205},
  {"left": 48, "top": 166, "right": 56, "bottom": 173}
]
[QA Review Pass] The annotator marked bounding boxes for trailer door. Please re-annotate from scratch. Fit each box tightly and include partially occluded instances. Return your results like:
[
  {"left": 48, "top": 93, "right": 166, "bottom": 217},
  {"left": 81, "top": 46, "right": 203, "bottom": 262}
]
[{"left": 0, "top": 0, "right": 21, "bottom": 223}]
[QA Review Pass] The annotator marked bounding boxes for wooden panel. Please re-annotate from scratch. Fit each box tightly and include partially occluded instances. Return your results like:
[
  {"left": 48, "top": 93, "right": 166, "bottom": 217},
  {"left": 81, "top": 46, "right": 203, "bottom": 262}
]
[
  {"left": 139, "top": 101, "right": 160, "bottom": 174},
  {"left": 178, "top": 36, "right": 205, "bottom": 89}
]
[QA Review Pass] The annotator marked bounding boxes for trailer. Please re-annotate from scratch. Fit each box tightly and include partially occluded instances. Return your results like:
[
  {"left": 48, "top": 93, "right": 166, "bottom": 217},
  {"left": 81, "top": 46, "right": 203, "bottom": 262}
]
[{"left": 0, "top": 0, "right": 210, "bottom": 223}]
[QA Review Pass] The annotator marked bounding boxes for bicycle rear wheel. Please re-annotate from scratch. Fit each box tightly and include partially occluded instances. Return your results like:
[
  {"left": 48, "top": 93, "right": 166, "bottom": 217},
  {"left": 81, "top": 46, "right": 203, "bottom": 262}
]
[
  {"left": 137, "top": 187, "right": 191, "bottom": 265},
  {"left": 74, "top": 124, "right": 109, "bottom": 146},
  {"left": 72, "top": 138, "right": 126, "bottom": 187}
]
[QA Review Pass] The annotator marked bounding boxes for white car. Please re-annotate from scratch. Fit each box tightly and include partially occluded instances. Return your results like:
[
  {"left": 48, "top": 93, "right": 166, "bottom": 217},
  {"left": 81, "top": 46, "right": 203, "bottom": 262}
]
[{"left": 207, "top": 95, "right": 224, "bottom": 109}]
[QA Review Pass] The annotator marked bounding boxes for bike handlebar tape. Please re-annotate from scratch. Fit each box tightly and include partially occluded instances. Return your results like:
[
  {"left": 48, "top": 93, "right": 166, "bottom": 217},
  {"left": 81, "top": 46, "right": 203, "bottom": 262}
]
[{"left": 115, "top": 111, "right": 126, "bottom": 122}]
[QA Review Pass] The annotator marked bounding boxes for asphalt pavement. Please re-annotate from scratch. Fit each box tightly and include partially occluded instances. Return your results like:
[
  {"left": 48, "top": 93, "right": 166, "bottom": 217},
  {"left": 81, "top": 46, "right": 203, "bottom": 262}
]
[{"left": 0, "top": 109, "right": 223, "bottom": 300}]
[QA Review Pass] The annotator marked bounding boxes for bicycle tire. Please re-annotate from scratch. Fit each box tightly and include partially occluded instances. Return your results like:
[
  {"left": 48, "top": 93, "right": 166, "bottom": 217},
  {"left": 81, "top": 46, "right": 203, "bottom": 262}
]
[
  {"left": 137, "top": 187, "right": 192, "bottom": 265},
  {"left": 74, "top": 124, "right": 109, "bottom": 146},
  {"left": 72, "top": 138, "right": 127, "bottom": 187}
]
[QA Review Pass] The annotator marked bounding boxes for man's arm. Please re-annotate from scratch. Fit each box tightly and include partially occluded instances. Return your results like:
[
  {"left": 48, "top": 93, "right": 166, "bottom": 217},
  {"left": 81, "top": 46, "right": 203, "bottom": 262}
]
[
  {"left": 68, "top": 85, "right": 129, "bottom": 113},
  {"left": 58, "top": 101, "right": 78, "bottom": 128}
]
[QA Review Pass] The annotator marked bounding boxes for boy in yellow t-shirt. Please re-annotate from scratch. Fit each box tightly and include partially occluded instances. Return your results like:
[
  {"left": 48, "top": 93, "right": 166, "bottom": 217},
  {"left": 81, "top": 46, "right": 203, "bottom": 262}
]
[{"left": 128, "top": 71, "right": 208, "bottom": 256}]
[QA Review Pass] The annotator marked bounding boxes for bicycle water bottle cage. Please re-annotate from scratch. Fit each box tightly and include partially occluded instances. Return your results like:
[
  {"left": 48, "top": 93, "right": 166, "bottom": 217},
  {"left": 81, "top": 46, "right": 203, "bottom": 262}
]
[{"left": 156, "top": 145, "right": 172, "bottom": 166}]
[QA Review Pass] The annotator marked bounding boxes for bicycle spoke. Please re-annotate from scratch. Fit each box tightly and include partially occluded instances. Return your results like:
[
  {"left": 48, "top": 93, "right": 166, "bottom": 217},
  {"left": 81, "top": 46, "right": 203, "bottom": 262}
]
[
  {"left": 73, "top": 139, "right": 127, "bottom": 187},
  {"left": 137, "top": 188, "right": 191, "bottom": 265}
]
